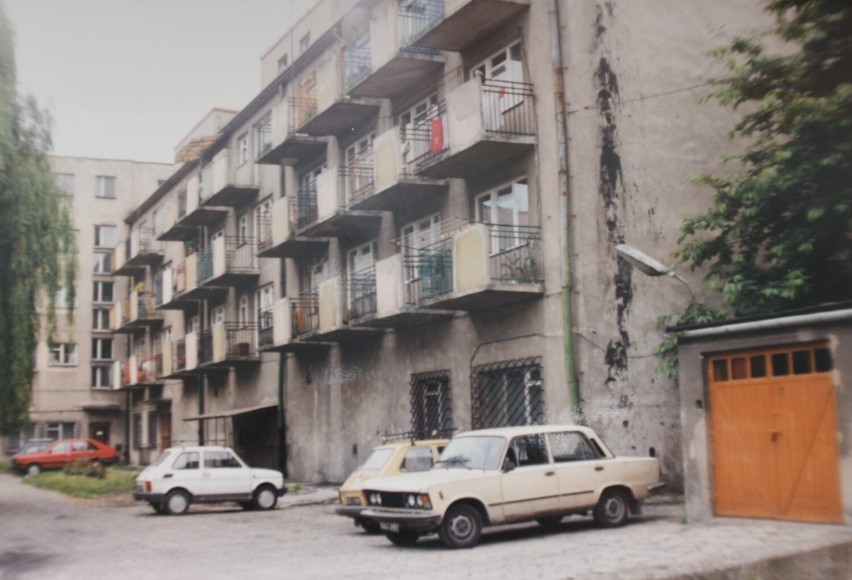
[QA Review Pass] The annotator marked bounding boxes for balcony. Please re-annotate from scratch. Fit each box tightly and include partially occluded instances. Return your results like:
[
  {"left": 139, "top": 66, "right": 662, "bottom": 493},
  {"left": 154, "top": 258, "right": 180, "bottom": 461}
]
[
  {"left": 200, "top": 150, "right": 260, "bottom": 207},
  {"left": 176, "top": 173, "right": 228, "bottom": 229},
  {"left": 409, "top": 0, "right": 529, "bottom": 53},
  {"left": 256, "top": 97, "right": 328, "bottom": 166},
  {"left": 157, "top": 190, "right": 198, "bottom": 242},
  {"left": 257, "top": 294, "right": 333, "bottom": 354},
  {"left": 172, "top": 251, "right": 225, "bottom": 302},
  {"left": 289, "top": 58, "right": 381, "bottom": 137},
  {"left": 112, "top": 228, "right": 163, "bottom": 275},
  {"left": 156, "top": 263, "right": 201, "bottom": 310},
  {"left": 164, "top": 334, "right": 200, "bottom": 377},
  {"left": 256, "top": 195, "right": 329, "bottom": 259},
  {"left": 302, "top": 280, "right": 385, "bottom": 343},
  {"left": 344, "top": 9, "right": 445, "bottom": 102},
  {"left": 201, "top": 236, "right": 260, "bottom": 287},
  {"left": 117, "top": 354, "right": 163, "bottom": 389},
  {"left": 401, "top": 222, "right": 544, "bottom": 311},
  {"left": 292, "top": 171, "right": 383, "bottom": 243},
  {"left": 413, "top": 78, "right": 536, "bottom": 178},
  {"left": 199, "top": 322, "right": 261, "bottom": 368},
  {"left": 112, "top": 291, "right": 164, "bottom": 334},
  {"left": 348, "top": 127, "right": 447, "bottom": 212}
]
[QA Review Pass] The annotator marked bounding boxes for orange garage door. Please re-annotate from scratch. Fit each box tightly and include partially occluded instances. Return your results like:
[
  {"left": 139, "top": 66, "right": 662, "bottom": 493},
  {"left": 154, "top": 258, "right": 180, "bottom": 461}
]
[{"left": 709, "top": 343, "right": 842, "bottom": 524}]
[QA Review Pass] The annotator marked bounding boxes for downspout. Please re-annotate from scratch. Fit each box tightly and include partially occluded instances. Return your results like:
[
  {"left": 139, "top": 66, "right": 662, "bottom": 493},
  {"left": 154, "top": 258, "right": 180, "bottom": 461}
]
[
  {"left": 547, "top": 0, "right": 581, "bottom": 421},
  {"left": 124, "top": 391, "right": 131, "bottom": 464},
  {"left": 278, "top": 352, "right": 287, "bottom": 477}
]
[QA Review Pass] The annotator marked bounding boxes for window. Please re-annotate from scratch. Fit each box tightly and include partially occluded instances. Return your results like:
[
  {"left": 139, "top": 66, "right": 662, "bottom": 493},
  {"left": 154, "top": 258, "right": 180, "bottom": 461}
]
[
  {"left": 148, "top": 413, "right": 159, "bottom": 449},
  {"left": 472, "top": 41, "right": 523, "bottom": 82},
  {"left": 471, "top": 357, "right": 543, "bottom": 429},
  {"left": 476, "top": 179, "right": 529, "bottom": 229},
  {"left": 189, "top": 315, "right": 200, "bottom": 335},
  {"left": 254, "top": 113, "right": 272, "bottom": 158},
  {"left": 93, "top": 251, "right": 112, "bottom": 274},
  {"left": 173, "top": 452, "right": 200, "bottom": 470},
  {"left": 238, "top": 213, "right": 249, "bottom": 245},
  {"left": 508, "top": 434, "right": 549, "bottom": 467},
  {"left": 91, "top": 366, "right": 113, "bottom": 389},
  {"left": 255, "top": 197, "right": 272, "bottom": 246},
  {"left": 94, "top": 225, "right": 117, "bottom": 248},
  {"left": 55, "top": 173, "right": 74, "bottom": 195},
  {"left": 548, "top": 432, "right": 601, "bottom": 462},
  {"left": 299, "top": 32, "right": 310, "bottom": 54},
  {"left": 154, "top": 206, "right": 167, "bottom": 236},
  {"left": 238, "top": 133, "right": 249, "bottom": 165},
  {"left": 54, "top": 287, "right": 78, "bottom": 309},
  {"left": 343, "top": 132, "right": 375, "bottom": 200},
  {"left": 401, "top": 214, "right": 441, "bottom": 282},
  {"left": 92, "top": 308, "right": 111, "bottom": 331},
  {"left": 45, "top": 422, "right": 75, "bottom": 440},
  {"left": 278, "top": 53, "right": 289, "bottom": 72},
  {"left": 204, "top": 450, "right": 242, "bottom": 468},
  {"left": 410, "top": 370, "right": 452, "bottom": 438},
  {"left": 398, "top": 92, "right": 438, "bottom": 137},
  {"left": 93, "top": 281, "right": 114, "bottom": 303},
  {"left": 48, "top": 343, "right": 77, "bottom": 366},
  {"left": 95, "top": 175, "right": 117, "bottom": 198},
  {"left": 92, "top": 338, "right": 113, "bottom": 361},
  {"left": 238, "top": 295, "right": 249, "bottom": 327},
  {"left": 401, "top": 447, "right": 436, "bottom": 473},
  {"left": 211, "top": 305, "right": 225, "bottom": 326}
]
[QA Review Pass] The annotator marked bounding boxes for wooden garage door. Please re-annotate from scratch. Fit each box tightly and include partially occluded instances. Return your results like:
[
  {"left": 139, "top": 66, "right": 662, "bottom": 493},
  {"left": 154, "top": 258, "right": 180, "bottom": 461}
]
[{"left": 709, "top": 343, "right": 842, "bottom": 523}]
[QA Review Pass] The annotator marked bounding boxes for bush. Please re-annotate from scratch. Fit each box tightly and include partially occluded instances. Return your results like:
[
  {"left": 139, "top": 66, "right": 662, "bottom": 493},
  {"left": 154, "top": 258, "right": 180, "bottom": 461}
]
[
  {"left": 25, "top": 468, "right": 138, "bottom": 498},
  {"left": 63, "top": 458, "right": 105, "bottom": 479}
]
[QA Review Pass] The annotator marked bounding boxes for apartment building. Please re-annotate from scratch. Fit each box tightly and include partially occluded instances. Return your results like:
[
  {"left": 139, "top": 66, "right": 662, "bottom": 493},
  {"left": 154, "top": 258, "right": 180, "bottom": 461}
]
[
  {"left": 27, "top": 156, "right": 173, "bottom": 453},
  {"left": 111, "top": 0, "right": 770, "bottom": 486}
]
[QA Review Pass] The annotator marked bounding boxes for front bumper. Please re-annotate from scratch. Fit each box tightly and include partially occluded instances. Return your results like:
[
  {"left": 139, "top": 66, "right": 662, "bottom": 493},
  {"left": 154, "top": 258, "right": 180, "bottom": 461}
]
[
  {"left": 360, "top": 508, "right": 442, "bottom": 533},
  {"left": 335, "top": 505, "right": 368, "bottom": 519}
]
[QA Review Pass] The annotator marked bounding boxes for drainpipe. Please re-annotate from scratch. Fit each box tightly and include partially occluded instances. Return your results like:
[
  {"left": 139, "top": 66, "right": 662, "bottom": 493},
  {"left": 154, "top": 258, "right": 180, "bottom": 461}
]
[
  {"left": 124, "top": 390, "right": 131, "bottom": 464},
  {"left": 278, "top": 353, "right": 287, "bottom": 477},
  {"left": 547, "top": 0, "right": 581, "bottom": 420}
]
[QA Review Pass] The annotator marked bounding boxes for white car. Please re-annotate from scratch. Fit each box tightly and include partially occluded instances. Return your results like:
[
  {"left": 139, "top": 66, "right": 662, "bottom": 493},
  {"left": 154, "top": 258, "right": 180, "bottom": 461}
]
[
  {"left": 134, "top": 445, "right": 286, "bottom": 515},
  {"left": 361, "top": 425, "right": 665, "bottom": 548}
]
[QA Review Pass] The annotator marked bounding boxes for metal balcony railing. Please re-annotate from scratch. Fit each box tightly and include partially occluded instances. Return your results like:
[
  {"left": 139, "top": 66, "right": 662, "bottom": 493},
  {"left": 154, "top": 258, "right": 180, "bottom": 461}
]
[
  {"left": 227, "top": 236, "right": 258, "bottom": 273},
  {"left": 256, "top": 215, "right": 273, "bottom": 253},
  {"left": 177, "top": 189, "right": 187, "bottom": 220},
  {"left": 347, "top": 265, "right": 377, "bottom": 320},
  {"left": 257, "top": 305, "right": 274, "bottom": 349},
  {"left": 198, "top": 248, "right": 214, "bottom": 284},
  {"left": 136, "top": 227, "right": 159, "bottom": 254},
  {"left": 291, "top": 291, "right": 319, "bottom": 337},
  {"left": 341, "top": 158, "right": 375, "bottom": 205},
  {"left": 173, "top": 339, "right": 188, "bottom": 372},
  {"left": 345, "top": 31, "right": 372, "bottom": 92},
  {"left": 406, "top": 101, "right": 449, "bottom": 172},
  {"left": 136, "top": 291, "right": 159, "bottom": 319},
  {"left": 487, "top": 224, "right": 543, "bottom": 283},
  {"left": 398, "top": 0, "right": 444, "bottom": 53},
  {"left": 291, "top": 72, "right": 318, "bottom": 129},
  {"left": 200, "top": 323, "right": 259, "bottom": 364},
  {"left": 292, "top": 188, "right": 318, "bottom": 230},
  {"left": 481, "top": 80, "right": 536, "bottom": 136},
  {"left": 154, "top": 275, "right": 164, "bottom": 306},
  {"left": 404, "top": 237, "right": 453, "bottom": 305}
]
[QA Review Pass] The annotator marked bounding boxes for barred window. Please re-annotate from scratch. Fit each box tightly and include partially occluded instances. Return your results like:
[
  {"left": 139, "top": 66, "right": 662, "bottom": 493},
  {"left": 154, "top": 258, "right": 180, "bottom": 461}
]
[
  {"left": 471, "top": 357, "right": 544, "bottom": 429},
  {"left": 410, "top": 370, "right": 453, "bottom": 438}
]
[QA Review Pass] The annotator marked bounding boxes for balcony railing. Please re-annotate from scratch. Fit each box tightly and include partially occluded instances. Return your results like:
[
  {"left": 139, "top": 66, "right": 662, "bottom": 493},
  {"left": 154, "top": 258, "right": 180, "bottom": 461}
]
[
  {"left": 344, "top": 31, "right": 372, "bottom": 93},
  {"left": 173, "top": 339, "right": 188, "bottom": 373},
  {"left": 341, "top": 158, "right": 375, "bottom": 205},
  {"left": 256, "top": 215, "right": 273, "bottom": 253},
  {"left": 154, "top": 275, "right": 164, "bottom": 306},
  {"left": 481, "top": 79, "right": 536, "bottom": 135},
  {"left": 406, "top": 101, "right": 450, "bottom": 172},
  {"left": 398, "top": 0, "right": 444, "bottom": 52},
  {"left": 177, "top": 189, "right": 187, "bottom": 220},
  {"left": 257, "top": 305, "right": 275, "bottom": 349},
  {"left": 198, "top": 248, "right": 214, "bottom": 283},
  {"left": 291, "top": 291, "right": 320, "bottom": 337},
  {"left": 404, "top": 237, "right": 454, "bottom": 305},
  {"left": 200, "top": 323, "right": 259, "bottom": 365},
  {"left": 347, "top": 265, "right": 377, "bottom": 320},
  {"left": 488, "top": 224, "right": 543, "bottom": 283},
  {"left": 293, "top": 189, "right": 318, "bottom": 230}
]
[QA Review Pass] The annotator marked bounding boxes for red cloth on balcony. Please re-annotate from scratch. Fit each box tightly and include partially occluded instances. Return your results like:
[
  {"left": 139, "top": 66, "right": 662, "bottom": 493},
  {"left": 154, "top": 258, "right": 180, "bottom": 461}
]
[{"left": 430, "top": 117, "right": 444, "bottom": 154}]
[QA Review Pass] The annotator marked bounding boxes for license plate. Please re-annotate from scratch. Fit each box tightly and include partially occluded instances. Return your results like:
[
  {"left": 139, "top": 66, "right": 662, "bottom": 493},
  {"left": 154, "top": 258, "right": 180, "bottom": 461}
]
[{"left": 380, "top": 522, "right": 399, "bottom": 533}]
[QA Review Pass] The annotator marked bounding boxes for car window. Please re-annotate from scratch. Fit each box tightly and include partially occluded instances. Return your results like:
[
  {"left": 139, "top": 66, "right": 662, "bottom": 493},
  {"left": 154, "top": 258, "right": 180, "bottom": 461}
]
[
  {"left": 173, "top": 452, "right": 200, "bottom": 470},
  {"left": 72, "top": 441, "right": 91, "bottom": 452},
  {"left": 436, "top": 436, "right": 505, "bottom": 470},
  {"left": 203, "top": 450, "right": 242, "bottom": 468},
  {"left": 360, "top": 448, "right": 394, "bottom": 471},
  {"left": 548, "top": 431, "right": 602, "bottom": 462},
  {"left": 401, "top": 447, "right": 434, "bottom": 472},
  {"left": 150, "top": 450, "right": 172, "bottom": 467},
  {"left": 508, "top": 434, "right": 549, "bottom": 467},
  {"left": 52, "top": 443, "right": 71, "bottom": 453}
]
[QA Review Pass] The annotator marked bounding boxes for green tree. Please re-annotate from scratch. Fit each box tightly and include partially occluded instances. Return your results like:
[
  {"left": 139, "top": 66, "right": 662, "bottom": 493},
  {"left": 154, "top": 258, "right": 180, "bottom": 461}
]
[
  {"left": 0, "top": 4, "right": 77, "bottom": 435},
  {"left": 677, "top": 0, "right": 852, "bottom": 317}
]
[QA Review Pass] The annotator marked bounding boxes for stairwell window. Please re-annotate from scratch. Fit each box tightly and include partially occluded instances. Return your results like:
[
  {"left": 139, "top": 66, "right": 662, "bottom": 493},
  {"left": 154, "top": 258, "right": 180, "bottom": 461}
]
[
  {"left": 95, "top": 175, "right": 117, "bottom": 199},
  {"left": 92, "top": 338, "right": 113, "bottom": 361},
  {"left": 94, "top": 225, "right": 117, "bottom": 248},
  {"left": 48, "top": 343, "right": 77, "bottom": 366},
  {"left": 91, "top": 366, "right": 113, "bottom": 390},
  {"left": 93, "top": 281, "right": 114, "bottom": 304}
]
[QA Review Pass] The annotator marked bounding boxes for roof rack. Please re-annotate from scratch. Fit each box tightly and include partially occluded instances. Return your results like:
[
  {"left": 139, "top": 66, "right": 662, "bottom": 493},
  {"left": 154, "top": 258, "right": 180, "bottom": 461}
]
[{"left": 380, "top": 428, "right": 457, "bottom": 444}]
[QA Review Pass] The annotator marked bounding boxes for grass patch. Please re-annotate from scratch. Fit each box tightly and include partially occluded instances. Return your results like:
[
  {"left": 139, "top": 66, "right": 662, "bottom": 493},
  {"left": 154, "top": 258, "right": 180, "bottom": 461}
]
[
  {"left": 23, "top": 468, "right": 138, "bottom": 499},
  {"left": 0, "top": 463, "right": 12, "bottom": 475}
]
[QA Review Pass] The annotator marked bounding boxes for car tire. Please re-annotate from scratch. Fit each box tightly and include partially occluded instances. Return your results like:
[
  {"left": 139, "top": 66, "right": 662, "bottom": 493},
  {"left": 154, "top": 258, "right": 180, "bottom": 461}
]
[
  {"left": 385, "top": 530, "right": 420, "bottom": 546},
  {"left": 164, "top": 490, "right": 191, "bottom": 516},
  {"left": 593, "top": 488, "right": 630, "bottom": 528},
  {"left": 26, "top": 464, "right": 42, "bottom": 476},
  {"left": 252, "top": 485, "right": 278, "bottom": 510},
  {"left": 357, "top": 518, "right": 381, "bottom": 534},
  {"left": 439, "top": 503, "right": 483, "bottom": 549},
  {"left": 536, "top": 516, "right": 563, "bottom": 529}
]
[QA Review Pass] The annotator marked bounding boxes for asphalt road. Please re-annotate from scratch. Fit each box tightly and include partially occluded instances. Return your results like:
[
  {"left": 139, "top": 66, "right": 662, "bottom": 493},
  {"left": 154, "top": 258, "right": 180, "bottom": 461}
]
[{"left": 1, "top": 473, "right": 850, "bottom": 580}]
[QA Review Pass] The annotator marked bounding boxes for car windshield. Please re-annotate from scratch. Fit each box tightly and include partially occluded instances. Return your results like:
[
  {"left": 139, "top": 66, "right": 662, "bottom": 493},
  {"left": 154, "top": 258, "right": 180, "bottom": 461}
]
[
  {"left": 150, "top": 450, "right": 173, "bottom": 467},
  {"left": 435, "top": 436, "right": 505, "bottom": 470},
  {"left": 359, "top": 448, "right": 394, "bottom": 471}
]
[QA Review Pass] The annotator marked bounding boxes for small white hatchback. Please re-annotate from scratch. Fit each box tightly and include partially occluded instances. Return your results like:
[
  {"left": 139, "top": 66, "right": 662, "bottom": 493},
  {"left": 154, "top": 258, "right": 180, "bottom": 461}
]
[{"left": 134, "top": 445, "right": 286, "bottom": 515}]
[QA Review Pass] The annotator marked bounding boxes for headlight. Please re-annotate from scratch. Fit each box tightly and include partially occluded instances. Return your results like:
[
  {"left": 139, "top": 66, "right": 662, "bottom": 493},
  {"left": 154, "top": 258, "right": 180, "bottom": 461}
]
[{"left": 407, "top": 494, "right": 416, "bottom": 507}]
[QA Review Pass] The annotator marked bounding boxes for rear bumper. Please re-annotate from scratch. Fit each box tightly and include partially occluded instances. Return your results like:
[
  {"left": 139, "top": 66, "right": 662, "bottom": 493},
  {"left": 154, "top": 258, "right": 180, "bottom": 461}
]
[
  {"left": 647, "top": 480, "right": 667, "bottom": 494},
  {"left": 134, "top": 492, "right": 165, "bottom": 503}
]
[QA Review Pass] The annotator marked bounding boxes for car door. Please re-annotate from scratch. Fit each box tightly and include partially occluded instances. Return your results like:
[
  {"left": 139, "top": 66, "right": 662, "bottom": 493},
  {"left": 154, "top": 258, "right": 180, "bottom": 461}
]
[
  {"left": 499, "top": 434, "right": 560, "bottom": 521},
  {"left": 548, "top": 431, "right": 612, "bottom": 510},
  {"left": 71, "top": 440, "right": 96, "bottom": 463},
  {"left": 47, "top": 441, "right": 73, "bottom": 469},
  {"left": 201, "top": 449, "right": 252, "bottom": 499},
  {"left": 168, "top": 451, "right": 204, "bottom": 496}
]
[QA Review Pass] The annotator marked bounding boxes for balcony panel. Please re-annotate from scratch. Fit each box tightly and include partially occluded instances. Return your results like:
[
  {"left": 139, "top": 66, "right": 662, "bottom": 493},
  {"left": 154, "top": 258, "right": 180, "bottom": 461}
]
[
  {"left": 411, "top": 0, "right": 529, "bottom": 53},
  {"left": 299, "top": 99, "right": 381, "bottom": 137},
  {"left": 297, "top": 210, "right": 383, "bottom": 244},
  {"left": 257, "top": 133, "right": 328, "bottom": 166},
  {"left": 116, "top": 291, "right": 164, "bottom": 332},
  {"left": 349, "top": 53, "right": 444, "bottom": 101},
  {"left": 199, "top": 322, "right": 261, "bottom": 368},
  {"left": 200, "top": 151, "right": 260, "bottom": 207},
  {"left": 200, "top": 237, "right": 260, "bottom": 288},
  {"left": 121, "top": 228, "right": 164, "bottom": 270},
  {"left": 257, "top": 196, "right": 331, "bottom": 259},
  {"left": 178, "top": 205, "right": 229, "bottom": 228}
]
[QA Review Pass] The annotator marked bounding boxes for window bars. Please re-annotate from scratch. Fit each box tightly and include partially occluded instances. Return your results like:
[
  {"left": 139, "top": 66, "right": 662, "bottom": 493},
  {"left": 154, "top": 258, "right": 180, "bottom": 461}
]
[
  {"left": 471, "top": 357, "right": 544, "bottom": 429},
  {"left": 410, "top": 369, "right": 453, "bottom": 438}
]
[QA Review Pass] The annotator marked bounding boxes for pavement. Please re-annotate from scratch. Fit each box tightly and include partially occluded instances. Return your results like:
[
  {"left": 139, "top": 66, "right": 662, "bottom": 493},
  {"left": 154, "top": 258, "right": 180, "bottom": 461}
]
[{"left": 285, "top": 484, "right": 852, "bottom": 579}]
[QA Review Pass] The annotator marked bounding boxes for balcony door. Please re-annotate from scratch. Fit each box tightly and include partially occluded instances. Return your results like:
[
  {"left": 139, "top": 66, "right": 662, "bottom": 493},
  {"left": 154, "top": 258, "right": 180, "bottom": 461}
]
[
  {"left": 344, "top": 133, "right": 375, "bottom": 203},
  {"left": 347, "top": 241, "right": 378, "bottom": 318}
]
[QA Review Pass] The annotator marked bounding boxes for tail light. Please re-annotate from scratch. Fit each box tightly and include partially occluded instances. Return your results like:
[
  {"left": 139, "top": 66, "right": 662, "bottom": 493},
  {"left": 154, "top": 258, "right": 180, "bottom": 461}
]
[{"left": 145, "top": 481, "right": 152, "bottom": 493}]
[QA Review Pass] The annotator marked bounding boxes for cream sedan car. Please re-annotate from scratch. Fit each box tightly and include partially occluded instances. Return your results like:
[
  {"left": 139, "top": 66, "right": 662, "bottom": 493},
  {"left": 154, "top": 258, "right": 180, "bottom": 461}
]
[{"left": 360, "top": 425, "right": 665, "bottom": 549}]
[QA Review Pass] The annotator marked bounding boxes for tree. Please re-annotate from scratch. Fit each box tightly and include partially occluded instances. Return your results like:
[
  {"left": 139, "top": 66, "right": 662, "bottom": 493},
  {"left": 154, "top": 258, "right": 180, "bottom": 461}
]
[
  {"left": 0, "top": 4, "right": 77, "bottom": 435},
  {"left": 677, "top": 0, "right": 852, "bottom": 317}
]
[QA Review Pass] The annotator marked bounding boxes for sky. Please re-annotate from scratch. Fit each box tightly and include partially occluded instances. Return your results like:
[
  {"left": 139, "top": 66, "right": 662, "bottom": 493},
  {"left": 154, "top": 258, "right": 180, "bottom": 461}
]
[{"left": 5, "top": 0, "right": 318, "bottom": 163}]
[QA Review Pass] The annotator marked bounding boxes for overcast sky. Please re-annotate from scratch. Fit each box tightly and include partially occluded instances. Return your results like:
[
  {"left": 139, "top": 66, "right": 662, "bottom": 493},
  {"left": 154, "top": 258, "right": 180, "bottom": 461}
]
[{"left": 5, "top": 0, "right": 317, "bottom": 163}]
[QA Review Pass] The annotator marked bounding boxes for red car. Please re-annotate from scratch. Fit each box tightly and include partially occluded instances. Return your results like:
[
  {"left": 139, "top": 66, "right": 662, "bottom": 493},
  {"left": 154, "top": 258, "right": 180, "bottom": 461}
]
[{"left": 12, "top": 438, "right": 120, "bottom": 476}]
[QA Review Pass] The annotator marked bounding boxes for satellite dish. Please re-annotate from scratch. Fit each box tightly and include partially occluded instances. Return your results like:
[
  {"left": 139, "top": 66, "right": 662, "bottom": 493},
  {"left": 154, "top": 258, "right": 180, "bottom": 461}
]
[{"left": 341, "top": 7, "right": 370, "bottom": 43}]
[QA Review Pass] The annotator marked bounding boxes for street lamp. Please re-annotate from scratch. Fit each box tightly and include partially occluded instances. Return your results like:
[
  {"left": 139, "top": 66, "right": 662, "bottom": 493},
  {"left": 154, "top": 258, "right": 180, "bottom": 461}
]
[{"left": 615, "top": 244, "right": 696, "bottom": 303}]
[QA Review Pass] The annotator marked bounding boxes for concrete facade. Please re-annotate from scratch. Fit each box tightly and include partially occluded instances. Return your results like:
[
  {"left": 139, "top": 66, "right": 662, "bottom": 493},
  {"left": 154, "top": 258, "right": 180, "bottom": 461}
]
[
  {"left": 25, "top": 156, "right": 173, "bottom": 453},
  {"left": 94, "top": 0, "right": 780, "bottom": 490}
]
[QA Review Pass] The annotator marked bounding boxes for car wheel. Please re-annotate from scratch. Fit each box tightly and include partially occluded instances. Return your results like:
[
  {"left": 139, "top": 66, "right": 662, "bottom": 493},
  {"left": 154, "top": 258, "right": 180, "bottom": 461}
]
[
  {"left": 593, "top": 488, "right": 630, "bottom": 528},
  {"left": 164, "top": 490, "right": 191, "bottom": 516},
  {"left": 26, "top": 464, "right": 42, "bottom": 476},
  {"left": 252, "top": 485, "right": 278, "bottom": 510},
  {"left": 536, "top": 516, "right": 563, "bottom": 529},
  {"left": 439, "top": 503, "right": 483, "bottom": 549},
  {"left": 357, "top": 518, "right": 381, "bottom": 534},
  {"left": 385, "top": 531, "right": 420, "bottom": 546}
]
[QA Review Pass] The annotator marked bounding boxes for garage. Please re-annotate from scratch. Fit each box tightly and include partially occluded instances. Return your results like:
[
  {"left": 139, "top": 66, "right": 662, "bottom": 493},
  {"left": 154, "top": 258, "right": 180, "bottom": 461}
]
[{"left": 708, "top": 343, "right": 842, "bottom": 523}]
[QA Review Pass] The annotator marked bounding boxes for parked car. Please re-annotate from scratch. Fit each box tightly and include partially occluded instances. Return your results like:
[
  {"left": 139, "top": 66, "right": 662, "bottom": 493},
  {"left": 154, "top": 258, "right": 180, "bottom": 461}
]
[
  {"left": 134, "top": 445, "right": 286, "bottom": 515},
  {"left": 336, "top": 437, "right": 448, "bottom": 533},
  {"left": 360, "top": 425, "right": 665, "bottom": 549},
  {"left": 11, "top": 438, "right": 120, "bottom": 476},
  {"left": 10, "top": 439, "right": 52, "bottom": 459}
]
